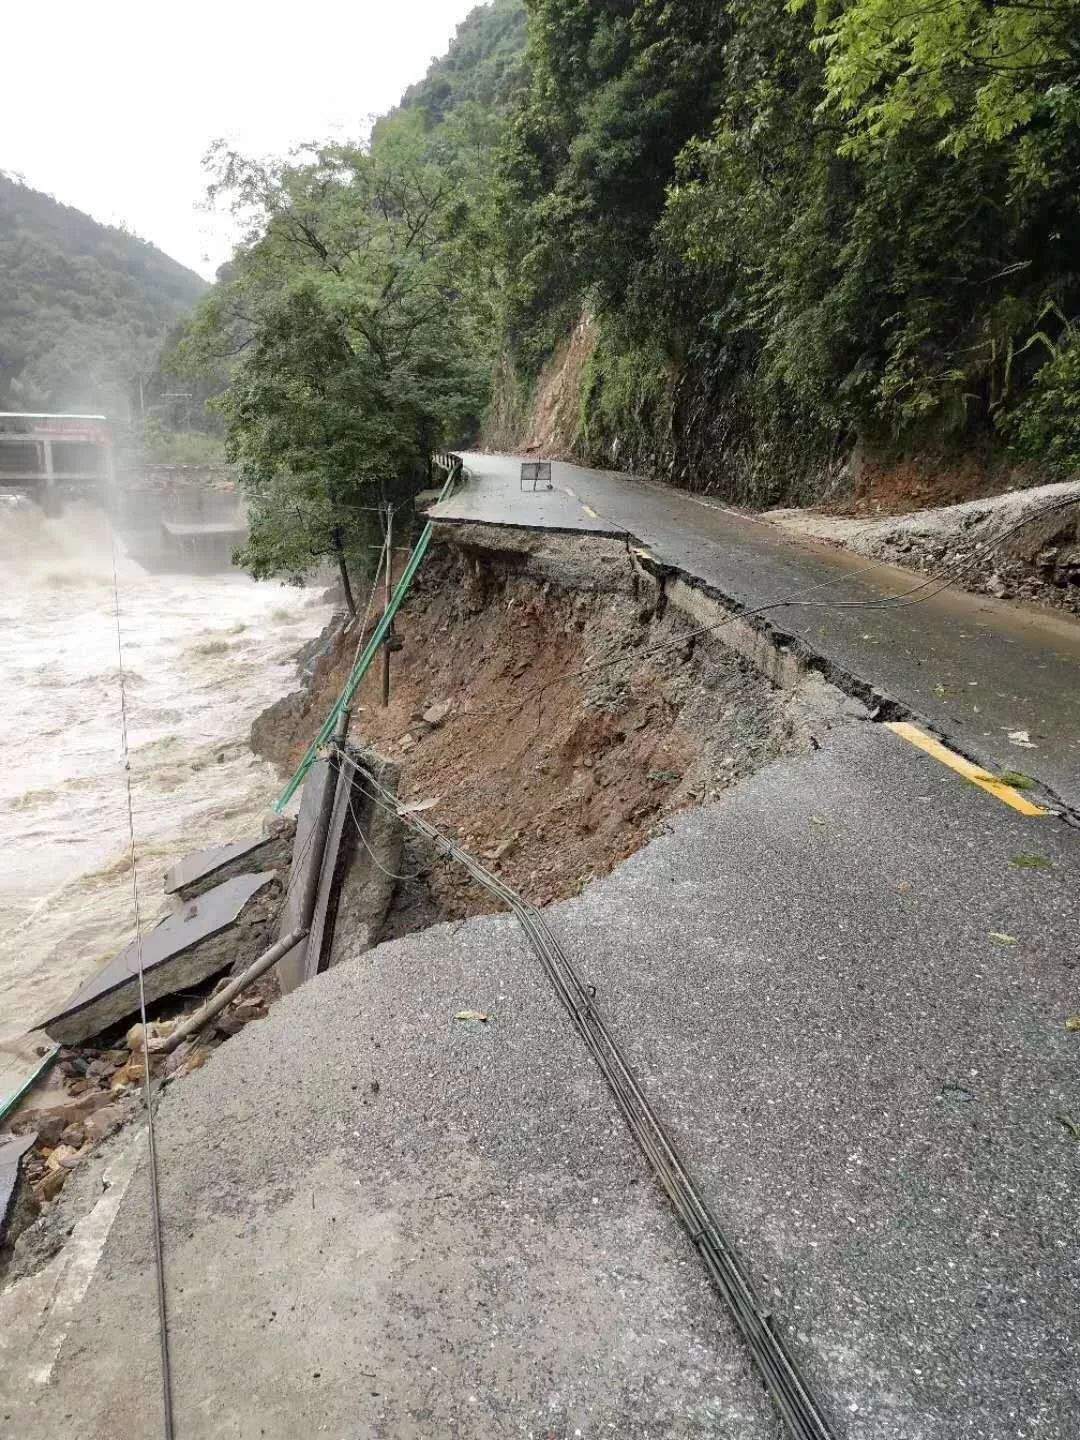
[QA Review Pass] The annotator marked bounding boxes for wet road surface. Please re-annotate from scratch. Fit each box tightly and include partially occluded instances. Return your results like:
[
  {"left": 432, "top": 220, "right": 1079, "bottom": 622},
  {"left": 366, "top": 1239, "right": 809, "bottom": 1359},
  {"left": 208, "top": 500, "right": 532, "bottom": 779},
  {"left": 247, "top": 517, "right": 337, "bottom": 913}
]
[{"left": 431, "top": 452, "right": 1080, "bottom": 810}]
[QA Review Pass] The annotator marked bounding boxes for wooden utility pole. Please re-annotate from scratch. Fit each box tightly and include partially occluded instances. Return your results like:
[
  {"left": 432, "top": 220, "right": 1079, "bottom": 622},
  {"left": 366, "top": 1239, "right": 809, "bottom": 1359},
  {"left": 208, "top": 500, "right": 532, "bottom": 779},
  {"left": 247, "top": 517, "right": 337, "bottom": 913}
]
[
  {"left": 332, "top": 526, "right": 358, "bottom": 620},
  {"left": 382, "top": 504, "right": 393, "bottom": 707}
]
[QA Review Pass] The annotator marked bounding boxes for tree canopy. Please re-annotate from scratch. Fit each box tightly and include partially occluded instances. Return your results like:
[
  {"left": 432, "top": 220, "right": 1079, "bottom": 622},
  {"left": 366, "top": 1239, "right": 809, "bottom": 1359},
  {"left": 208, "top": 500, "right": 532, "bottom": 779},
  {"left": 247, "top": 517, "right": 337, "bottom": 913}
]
[
  {"left": 180, "top": 0, "right": 1080, "bottom": 543},
  {"left": 178, "top": 131, "right": 492, "bottom": 586},
  {"left": 491, "top": 0, "right": 1080, "bottom": 499}
]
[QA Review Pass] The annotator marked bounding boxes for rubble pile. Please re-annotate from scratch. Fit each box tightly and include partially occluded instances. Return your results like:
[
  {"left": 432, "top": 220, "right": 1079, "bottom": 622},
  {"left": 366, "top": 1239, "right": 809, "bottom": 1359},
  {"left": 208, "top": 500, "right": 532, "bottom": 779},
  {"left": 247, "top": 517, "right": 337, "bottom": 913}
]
[{"left": 7, "top": 973, "right": 275, "bottom": 1218}]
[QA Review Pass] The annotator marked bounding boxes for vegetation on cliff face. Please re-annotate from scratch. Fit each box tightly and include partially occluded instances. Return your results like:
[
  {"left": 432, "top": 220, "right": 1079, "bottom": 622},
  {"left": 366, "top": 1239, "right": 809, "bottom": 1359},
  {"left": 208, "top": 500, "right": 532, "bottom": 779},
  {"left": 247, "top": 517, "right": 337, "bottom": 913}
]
[
  {"left": 0, "top": 172, "right": 206, "bottom": 417},
  {"left": 497, "top": 0, "right": 1080, "bottom": 502}
]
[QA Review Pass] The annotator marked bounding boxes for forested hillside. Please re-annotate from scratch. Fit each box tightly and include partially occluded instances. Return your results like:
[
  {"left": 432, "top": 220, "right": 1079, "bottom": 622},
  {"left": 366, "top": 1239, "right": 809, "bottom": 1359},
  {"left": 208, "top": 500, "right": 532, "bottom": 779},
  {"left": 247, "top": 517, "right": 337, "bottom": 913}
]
[
  {"left": 0, "top": 172, "right": 206, "bottom": 416},
  {"left": 180, "top": 0, "right": 1080, "bottom": 591},
  {"left": 495, "top": 0, "right": 1080, "bottom": 504},
  {"left": 395, "top": 0, "right": 526, "bottom": 126}
]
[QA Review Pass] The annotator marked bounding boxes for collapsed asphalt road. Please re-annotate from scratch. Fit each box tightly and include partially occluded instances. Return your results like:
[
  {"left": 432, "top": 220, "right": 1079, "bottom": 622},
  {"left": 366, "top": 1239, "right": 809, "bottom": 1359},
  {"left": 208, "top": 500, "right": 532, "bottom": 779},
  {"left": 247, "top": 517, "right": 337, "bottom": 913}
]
[
  {"left": 433, "top": 453, "right": 1080, "bottom": 811},
  {"left": 4, "top": 720, "right": 1077, "bottom": 1439}
]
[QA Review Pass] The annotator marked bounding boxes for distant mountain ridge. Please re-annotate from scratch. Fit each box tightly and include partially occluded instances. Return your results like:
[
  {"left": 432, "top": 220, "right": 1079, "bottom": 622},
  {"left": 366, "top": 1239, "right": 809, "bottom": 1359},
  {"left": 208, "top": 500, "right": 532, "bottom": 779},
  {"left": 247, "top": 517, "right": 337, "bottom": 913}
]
[{"left": 0, "top": 171, "right": 206, "bottom": 416}]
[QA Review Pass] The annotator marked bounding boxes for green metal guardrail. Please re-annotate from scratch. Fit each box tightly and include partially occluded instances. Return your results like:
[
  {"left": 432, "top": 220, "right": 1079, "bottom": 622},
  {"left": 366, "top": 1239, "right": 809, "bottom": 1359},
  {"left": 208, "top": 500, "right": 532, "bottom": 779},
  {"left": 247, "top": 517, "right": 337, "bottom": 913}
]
[{"left": 273, "top": 455, "right": 464, "bottom": 813}]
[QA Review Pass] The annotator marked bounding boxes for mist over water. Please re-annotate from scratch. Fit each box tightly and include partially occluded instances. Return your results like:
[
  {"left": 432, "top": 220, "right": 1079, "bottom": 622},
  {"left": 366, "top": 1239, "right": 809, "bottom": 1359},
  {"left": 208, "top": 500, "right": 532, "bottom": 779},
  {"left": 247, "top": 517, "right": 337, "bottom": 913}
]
[{"left": 0, "top": 499, "right": 331, "bottom": 1040}]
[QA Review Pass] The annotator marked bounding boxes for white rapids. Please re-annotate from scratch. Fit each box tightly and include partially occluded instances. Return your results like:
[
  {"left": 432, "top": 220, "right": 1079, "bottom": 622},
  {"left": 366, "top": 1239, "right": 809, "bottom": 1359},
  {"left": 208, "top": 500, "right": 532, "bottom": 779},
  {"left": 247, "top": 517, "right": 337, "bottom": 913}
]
[{"left": 0, "top": 499, "right": 331, "bottom": 1040}]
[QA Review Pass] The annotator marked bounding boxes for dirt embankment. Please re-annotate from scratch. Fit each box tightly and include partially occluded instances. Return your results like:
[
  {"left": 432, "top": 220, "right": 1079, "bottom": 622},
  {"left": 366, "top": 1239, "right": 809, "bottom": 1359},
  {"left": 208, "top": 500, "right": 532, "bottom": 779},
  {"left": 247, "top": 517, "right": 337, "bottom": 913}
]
[
  {"left": 483, "top": 317, "right": 599, "bottom": 460},
  {"left": 252, "top": 528, "right": 846, "bottom": 926}
]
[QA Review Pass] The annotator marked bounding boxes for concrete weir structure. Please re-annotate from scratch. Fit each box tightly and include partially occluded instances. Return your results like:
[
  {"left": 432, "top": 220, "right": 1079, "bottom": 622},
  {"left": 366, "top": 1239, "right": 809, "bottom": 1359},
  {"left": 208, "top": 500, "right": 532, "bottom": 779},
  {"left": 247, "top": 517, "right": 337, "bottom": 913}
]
[{"left": 0, "top": 413, "right": 114, "bottom": 502}]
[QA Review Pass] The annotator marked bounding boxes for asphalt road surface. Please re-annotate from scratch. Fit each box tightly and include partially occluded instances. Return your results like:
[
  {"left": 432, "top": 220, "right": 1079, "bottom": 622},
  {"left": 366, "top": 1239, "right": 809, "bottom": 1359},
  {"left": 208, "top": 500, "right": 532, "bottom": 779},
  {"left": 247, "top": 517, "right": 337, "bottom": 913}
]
[
  {"left": 5, "top": 456, "right": 1079, "bottom": 1440},
  {"left": 7, "top": 729, "right": 1077, "bottom": 1440},
  {"left": 432, "top": 453, "right": 1080, "bottom": 811}
]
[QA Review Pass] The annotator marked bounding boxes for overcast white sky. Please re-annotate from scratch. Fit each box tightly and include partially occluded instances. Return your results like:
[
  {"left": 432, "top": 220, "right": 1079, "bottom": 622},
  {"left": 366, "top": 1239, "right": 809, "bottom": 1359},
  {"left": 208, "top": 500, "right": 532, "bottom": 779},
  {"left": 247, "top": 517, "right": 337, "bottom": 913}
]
[{"left": 1, "top": 0, "right": 479, "bottom": 279}]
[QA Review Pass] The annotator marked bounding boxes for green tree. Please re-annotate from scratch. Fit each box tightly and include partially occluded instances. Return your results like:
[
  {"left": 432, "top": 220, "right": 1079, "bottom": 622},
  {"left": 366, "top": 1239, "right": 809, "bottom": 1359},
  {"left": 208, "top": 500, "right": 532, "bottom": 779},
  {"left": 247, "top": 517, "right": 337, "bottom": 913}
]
[
  {"left": 495, "top": 0, "right": 1080, "bottom": 499},
  {"left": 179, "top": 136, "right": 488, "bottom": 594},
  {"left": 803, "top": 0, "right": 1080, "bottom": 164}
]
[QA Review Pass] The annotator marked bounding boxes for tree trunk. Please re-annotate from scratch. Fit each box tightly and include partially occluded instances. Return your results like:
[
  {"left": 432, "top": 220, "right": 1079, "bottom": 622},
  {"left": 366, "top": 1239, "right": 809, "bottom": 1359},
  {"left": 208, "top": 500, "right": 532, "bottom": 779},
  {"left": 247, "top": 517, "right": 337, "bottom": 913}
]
[{"left": 332, "top": 528, "right": 357, "bottom": 618}]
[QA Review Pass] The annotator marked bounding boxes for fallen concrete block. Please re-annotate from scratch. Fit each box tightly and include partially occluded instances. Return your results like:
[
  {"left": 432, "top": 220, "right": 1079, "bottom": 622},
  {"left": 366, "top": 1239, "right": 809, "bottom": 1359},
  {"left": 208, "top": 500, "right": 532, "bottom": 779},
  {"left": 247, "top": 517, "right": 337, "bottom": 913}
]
[
  {"left": 0, "top": 1132, "right": 37, "bottom": 1248},
  {"left": 325, "top": 747, "right": 402, "bottom": 971},
  {"left": 43, "top": 873, "right": 278, "bottom": 1046},
  {"left": 275, "top": 749, "right": 402, "bottom": 993},
  {"left": 276, "top": 759, "right": 337, "bottom": 995},
  {"left": 163, "top": 828, "right": 291, "bottom": 901}
]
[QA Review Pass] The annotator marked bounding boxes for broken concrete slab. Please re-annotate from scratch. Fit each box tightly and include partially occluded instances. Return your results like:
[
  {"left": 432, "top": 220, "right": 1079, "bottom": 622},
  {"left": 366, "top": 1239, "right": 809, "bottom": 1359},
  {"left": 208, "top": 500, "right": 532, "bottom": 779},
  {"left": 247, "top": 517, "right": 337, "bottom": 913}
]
[
  {"left": 43, "top": 873, "right": 279, "bottom": 1046},
  {"left": 163, "top": 828, "right": 291, "bottom": 901},
  {"left": 0, "top": 1133, "right": 36, "bottom": 1248},
  {"left": 276, "top": 749, "right": 402, "bottom": 993},
  {"left": 302, "top": 760, "right": 358, "bottom": 985},
  {"left": 275, "top": 759, "right": 337, "bottom": 995},
  {"left": 0, "top": 1032, "right": 59, "bottom": 1126},
  {"left": 305, "top": 748, "right": 402, "bottom": 981}
]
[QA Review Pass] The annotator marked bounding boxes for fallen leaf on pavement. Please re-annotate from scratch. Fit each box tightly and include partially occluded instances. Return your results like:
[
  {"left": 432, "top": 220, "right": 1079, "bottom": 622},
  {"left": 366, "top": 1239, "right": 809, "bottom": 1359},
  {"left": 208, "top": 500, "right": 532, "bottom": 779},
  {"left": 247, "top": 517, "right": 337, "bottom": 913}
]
[
  {"left": 1056, "top": 1114, "right": 1080, "bottom": 1140},
  {"left": 1065, "top": 1017, "right": 1080, "bottom": 1033},
  {"left": 1010, "top": 853, "right": 1052, "bottom": 870},
  {"left": 989, "top": 932, "right": 1017, "bottom": 945},
  {"left": 455, "top": 1010, "right": 489, "bottom": 1024},
  {"left": 997, "top": 771, "right": 1035, "bottom": 790}
]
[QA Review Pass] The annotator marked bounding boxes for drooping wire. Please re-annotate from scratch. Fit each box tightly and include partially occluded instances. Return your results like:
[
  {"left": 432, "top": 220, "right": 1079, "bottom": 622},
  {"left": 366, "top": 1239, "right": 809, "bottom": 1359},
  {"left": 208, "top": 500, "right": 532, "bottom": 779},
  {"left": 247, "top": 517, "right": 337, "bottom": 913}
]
[
  {"left": 345, "top": 785, "right": 426, "bottom": 882},
  {"left": 335, "top": 751, "right": 835, "bottom": 1440},
  {"left": 107, "top": 518, "right": 175, "bottom": 1440}
]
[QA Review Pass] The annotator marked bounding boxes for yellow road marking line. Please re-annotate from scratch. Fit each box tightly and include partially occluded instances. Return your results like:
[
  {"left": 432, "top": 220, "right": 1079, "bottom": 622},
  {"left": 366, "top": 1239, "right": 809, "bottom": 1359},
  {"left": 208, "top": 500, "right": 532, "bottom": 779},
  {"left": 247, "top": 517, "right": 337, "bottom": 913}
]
[
  {"left": 885, "top": 722, "right": 1048, "bottom": 816},
  {"left": 582, "top": 504, "right": 599, "bottom": 519}
]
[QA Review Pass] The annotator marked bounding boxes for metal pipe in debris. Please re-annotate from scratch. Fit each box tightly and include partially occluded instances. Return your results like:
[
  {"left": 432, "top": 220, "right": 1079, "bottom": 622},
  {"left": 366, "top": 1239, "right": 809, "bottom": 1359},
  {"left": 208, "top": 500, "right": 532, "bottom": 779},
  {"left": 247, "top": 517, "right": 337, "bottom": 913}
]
[{"left": 147, "top": 928, "right": 309, "bottom": 1055}]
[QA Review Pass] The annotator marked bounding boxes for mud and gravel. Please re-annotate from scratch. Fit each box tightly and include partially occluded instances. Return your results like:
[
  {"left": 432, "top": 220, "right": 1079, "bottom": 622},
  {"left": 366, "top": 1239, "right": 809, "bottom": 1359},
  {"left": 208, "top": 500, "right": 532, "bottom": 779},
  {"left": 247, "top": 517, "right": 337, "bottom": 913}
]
[
  {"left": 253, "top": 529, "right": 847, "bottom": 928},
  {"left": 768, "top": 479, "right": 1080, "bottom": 613}
]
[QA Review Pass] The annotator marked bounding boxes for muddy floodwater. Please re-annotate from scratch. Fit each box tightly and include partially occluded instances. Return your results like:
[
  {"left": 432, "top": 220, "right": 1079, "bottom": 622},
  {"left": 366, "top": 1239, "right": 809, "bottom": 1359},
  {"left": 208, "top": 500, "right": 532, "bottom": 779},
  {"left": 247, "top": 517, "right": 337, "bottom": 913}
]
[{"left": 0, "top": 499, "right": 330, "bottom": 1040}]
